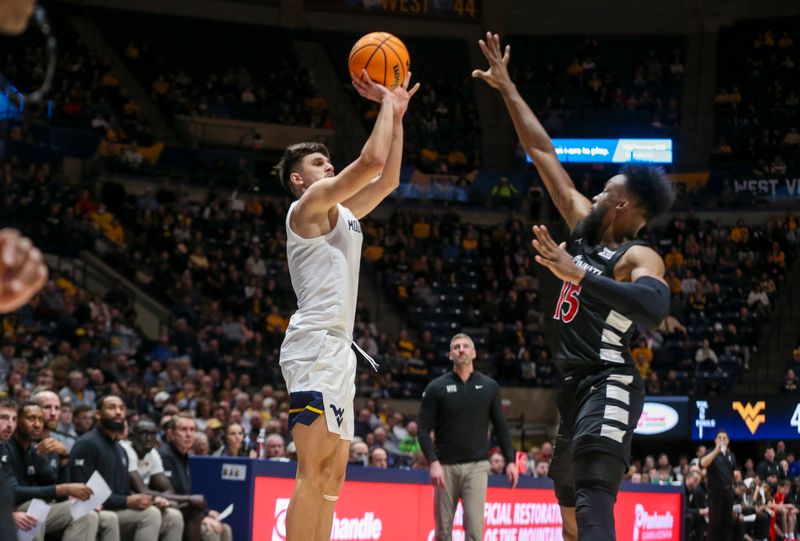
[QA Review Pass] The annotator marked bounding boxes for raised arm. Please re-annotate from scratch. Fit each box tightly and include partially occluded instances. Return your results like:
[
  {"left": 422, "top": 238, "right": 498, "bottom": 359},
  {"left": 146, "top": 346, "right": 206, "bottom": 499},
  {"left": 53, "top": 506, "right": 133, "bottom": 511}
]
[
  {"left": 473, "top": 33, "right": 591, "bottom": 230},
  {"left": 293, "top": 72, "right": 396, "bottom": 228},
  {"left": 343, "top": 72, "right": 420, "bottom": 219}
]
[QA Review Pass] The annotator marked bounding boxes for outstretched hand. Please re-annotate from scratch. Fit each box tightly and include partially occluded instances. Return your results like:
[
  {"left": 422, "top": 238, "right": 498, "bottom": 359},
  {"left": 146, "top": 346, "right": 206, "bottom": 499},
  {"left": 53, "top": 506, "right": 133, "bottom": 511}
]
[
  {"left": 392, "top": 70, "right": 420, "bottom": 118},
  {"left": 352, "top": 69, "right": 393, "bottom": 104},
  {"left": 531, "top": 225, "right": 585, "bottom": 284},
  {"left": 0, "top": 229, "right": 48, "bottom": 313},
  {"left": 471, "top": 32, "right": 513, "bottom": 90}
]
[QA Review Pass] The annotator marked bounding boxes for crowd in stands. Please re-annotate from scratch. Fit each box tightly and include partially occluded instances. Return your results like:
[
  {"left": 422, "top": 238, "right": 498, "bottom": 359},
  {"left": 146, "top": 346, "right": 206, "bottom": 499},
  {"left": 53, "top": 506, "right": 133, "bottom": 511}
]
[
  {"left": 372, "top": 209, "right": 799, "bottom": 396},
  {"left": 1, "top": 157, "right": 799, "bottom": 400},
  {"left": 0, "top": 12, "right": 154, "bottom": 146},
  {"left": 630, "top": 441, "right": 800, "bottom": 540},
  {"left": 714, "top": 23, "right": 800, "bottom": 177},
  {"left": 506, "top": 36, "right": 685, "bottom": 137},
  {"left": 93, "top": 9, "right": 330, "bottom": 129},
  {"left": 0, "top": 154, "right": 799, "bottom": 539}
]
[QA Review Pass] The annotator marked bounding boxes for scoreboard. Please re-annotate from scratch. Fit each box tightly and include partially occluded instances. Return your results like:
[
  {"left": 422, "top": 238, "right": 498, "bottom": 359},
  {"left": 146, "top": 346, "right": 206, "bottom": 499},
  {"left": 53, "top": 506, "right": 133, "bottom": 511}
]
[
  {"left": 692, "top": 397, "right": 800, "bottom": 441},
  {"left": 305, "top": 0, "right": 480, "bottom": 20}
]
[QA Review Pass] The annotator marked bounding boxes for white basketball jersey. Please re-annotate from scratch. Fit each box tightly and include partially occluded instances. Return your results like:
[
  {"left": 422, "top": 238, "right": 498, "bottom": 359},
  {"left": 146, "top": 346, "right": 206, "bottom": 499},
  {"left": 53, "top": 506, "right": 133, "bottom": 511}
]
[{"left": 281, "top": 202, "right": 363, "bottom": 360}]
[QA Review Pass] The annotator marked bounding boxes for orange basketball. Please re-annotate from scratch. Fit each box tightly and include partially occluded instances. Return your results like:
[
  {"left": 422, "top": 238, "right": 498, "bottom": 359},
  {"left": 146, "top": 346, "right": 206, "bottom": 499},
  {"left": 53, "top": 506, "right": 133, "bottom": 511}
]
[{"left": 348, "top": 32, "right": 410, "bottom": 90}]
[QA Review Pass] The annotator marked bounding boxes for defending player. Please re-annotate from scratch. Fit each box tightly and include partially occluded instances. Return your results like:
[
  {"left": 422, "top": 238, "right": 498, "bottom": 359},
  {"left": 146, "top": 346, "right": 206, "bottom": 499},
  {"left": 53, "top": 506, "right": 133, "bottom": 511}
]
[
  {"left": 473, "top": 33, "right": 674, "bottom": 541},
  {"left": 275, "top": 70, "right": 418, "bottom": 541}
]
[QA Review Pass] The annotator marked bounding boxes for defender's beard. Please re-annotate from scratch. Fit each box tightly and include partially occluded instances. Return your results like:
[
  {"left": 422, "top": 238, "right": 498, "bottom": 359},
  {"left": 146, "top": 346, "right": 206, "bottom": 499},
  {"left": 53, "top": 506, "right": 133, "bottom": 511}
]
[{"left": 574, "top": 205, "right": 610, "bottom": 245}]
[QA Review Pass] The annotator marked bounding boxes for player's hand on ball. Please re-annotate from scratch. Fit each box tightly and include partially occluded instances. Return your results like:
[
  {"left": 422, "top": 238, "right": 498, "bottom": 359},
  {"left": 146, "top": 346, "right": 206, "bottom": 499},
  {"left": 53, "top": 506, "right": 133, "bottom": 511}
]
[
  {"left": 472, "top": 32, "right": 513, "bottom": 91},
  {"left": 351, "top": 69, "right": 393, "bottom": 104},
  {"left": 392, "top": 70, "right": 420, "bottom": 118},
  {"left": 0, "top": 229, "right": 48, "bottom": 313},
  {"left": 531, "top": 225, "right": 585, "bottom": 284}
]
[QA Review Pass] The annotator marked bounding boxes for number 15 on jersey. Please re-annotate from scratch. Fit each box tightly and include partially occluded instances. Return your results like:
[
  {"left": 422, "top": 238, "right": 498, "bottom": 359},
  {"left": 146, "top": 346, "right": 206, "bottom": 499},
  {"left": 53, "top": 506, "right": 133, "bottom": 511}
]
[{"left": 554, "top": 281, "right": 582, "bottom": 323}]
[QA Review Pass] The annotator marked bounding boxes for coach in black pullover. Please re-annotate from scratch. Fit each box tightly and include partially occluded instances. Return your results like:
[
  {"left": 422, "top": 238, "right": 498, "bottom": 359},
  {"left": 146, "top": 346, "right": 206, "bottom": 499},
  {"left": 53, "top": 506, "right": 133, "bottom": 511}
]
[
  {"left": 68, "top": 395, "right": 166, "bottom": 539},
  {"left": 417, "top": 333, "right": 517, "bottom": 541}
]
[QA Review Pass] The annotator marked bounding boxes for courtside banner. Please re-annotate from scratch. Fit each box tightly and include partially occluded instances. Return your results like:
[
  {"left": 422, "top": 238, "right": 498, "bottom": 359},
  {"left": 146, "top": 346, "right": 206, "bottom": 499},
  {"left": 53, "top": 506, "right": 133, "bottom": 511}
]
[{"left": 244, "top": 468, "right": 682, "bottom": 541}]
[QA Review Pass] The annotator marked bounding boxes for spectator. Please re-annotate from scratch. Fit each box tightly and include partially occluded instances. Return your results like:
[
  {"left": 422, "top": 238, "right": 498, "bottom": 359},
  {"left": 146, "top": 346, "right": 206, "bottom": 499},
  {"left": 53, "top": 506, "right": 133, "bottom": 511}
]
[
  {"left": 489, "top": 452, "right": 506, "bottom": 475},
  {"left": 159, "top": 413, "right": 232, "bottom": 541},
  {"left": 348, "top": 441, "right": 369, "bottom": 467},
  {"left": 73, "top": 404, "right": 96, "bottom": 436},
  {"left": 398, "top": 421, "right": 421, "bottom": 455},
  {"left": 211, "top": 423, "right": 248, "bottom": 457},
  {"left": 684, "top": 469, "right": 707, "bottom": 540},
  {"left": 695, "top": 339, "right": 719, "bottom": 372},
  {"left": 533, "top": 461, "right": 549, "bottom": 478},
  {"left": 59, "top": 371, "right": 96, "bottom": 410},
  {"left": 782, "top": 369, "right": 799, "bottom": 393},
  {"left": 490, "top": 177, "right": 519, "bottom": 207},
  {"left": 631, "top": 338, "right": 653, "bottom": 379},
  {"left": 757, "top": 447, "right": 784, "bottom": 480},
  {"left": 265, "top": 434, "right": 289, "bottom": 462},
  {"left": 369, "top": 447, "right": 389, "bottom": 469},
  {"left": 193, "top": 433, "right": 210, "bottom": 456}
]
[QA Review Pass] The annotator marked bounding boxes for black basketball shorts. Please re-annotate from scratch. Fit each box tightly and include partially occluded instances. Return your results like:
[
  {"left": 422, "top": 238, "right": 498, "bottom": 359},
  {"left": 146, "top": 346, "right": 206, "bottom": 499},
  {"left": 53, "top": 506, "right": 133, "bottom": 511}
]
[{"left": 548, "top": 364, "right": 644, "bottom": 505}]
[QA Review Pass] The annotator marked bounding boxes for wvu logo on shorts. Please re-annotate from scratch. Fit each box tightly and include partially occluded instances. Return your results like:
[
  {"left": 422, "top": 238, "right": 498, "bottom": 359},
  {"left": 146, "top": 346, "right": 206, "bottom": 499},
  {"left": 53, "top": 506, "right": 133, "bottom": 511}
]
[
  {"left": 732, "top": 401, "right": 766, "bottom": 434},
  {"left": 330, "top": 403, "right": 345, "bottom": 427}
]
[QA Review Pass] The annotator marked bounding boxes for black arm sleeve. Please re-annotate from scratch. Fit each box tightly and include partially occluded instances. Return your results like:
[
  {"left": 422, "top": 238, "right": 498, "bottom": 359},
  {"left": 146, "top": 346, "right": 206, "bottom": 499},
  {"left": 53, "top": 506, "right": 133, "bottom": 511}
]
[
  {"left": 416, "top": 385, "right": 439, "bottom": 463},
  {"left": 580, "top": 274, "right": 670, "bottom": 328},
  {"left": 489, "top": 384, "right": 515, "bottom": 465}
]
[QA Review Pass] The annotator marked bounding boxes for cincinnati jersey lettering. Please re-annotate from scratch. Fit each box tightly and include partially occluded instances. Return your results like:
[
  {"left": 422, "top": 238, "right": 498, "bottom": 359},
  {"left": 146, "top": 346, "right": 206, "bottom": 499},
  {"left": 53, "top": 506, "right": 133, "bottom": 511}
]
[{"left": 554, "top": 235, "right": 650, "bottom": 376}]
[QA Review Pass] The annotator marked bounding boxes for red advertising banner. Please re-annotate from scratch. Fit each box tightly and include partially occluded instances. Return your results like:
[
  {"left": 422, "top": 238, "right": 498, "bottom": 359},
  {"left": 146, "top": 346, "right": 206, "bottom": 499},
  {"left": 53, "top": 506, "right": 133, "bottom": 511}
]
[{"left": 253, "top": 477, "right": 681, "bottom": 541}]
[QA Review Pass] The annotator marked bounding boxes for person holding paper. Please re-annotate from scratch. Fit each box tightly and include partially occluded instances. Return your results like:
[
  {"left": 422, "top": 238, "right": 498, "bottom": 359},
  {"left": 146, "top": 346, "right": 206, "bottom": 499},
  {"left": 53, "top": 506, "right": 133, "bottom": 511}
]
[
  {"left": 0, "top": 401, "right": 101, "bottom": 540},
  {"left": 68, "top": 395, "right": 183, "bottom": 541},
  {"left": 159, "top": 413, "right": 233, "bottom": 541},
  {"left": 122, "top": 419, "right": 200, "bottom": 538}
]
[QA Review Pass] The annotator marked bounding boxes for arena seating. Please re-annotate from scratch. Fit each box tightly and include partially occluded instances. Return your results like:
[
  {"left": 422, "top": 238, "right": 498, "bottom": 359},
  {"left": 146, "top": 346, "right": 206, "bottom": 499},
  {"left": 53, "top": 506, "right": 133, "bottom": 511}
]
[
  {"left": 92, "top": 8, "right": 328, "bottom": 127},
  {"left": 0, "top": 8, "right": 154, "bottom": 145},
  {"left": 714, "top": 19, "right": 800, "bottom": 178},
  {"left": 505, "top": 35, "right": 685, "bottom": 137}
]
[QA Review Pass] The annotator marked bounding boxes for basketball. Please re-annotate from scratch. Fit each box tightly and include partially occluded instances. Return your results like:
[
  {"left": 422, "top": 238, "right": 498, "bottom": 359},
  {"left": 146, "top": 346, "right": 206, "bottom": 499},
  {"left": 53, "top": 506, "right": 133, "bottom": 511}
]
[{"left": 348, "top": 32, "right": 410, "bottom": 90}]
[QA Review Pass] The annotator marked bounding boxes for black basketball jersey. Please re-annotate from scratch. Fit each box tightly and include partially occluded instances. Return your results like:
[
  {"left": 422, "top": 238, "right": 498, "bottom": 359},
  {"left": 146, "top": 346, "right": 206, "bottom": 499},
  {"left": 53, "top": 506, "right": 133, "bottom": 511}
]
[{"left": 552, "top": 233, "right": 649, "bottom": 376}]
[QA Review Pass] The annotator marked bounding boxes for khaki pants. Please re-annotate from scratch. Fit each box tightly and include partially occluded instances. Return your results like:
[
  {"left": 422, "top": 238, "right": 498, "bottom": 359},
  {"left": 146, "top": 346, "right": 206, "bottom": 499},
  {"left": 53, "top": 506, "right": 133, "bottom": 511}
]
[
  {"left": 201, "top": 522, "right": 233, "bottom": 541},
  {"left": 98, "top": 510, "right": 120, "bottom": 541},
  {"left": 18, "top": 500, "right": 98, "bottom": 541},
  {"left": 116, "top": 507, "right": 161, "bottom": 541},
  {"left": 159, "top": 507, "right": 184, "bottom": 541},
  {"left": 434, "top": 460, "right": 490, "bottom": 541}
]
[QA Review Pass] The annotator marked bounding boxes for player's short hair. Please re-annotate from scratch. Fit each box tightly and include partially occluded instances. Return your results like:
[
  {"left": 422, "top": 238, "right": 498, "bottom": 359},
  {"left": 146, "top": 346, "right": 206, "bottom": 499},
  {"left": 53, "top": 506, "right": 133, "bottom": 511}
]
[
  {"left": 449, "top": 333, "right": 474, "bottom": 349},
  {"left": 620, "top": 164, "right": 675, "bottom": 221},
  {"left": 275, "top": 142, "right": 331, "bottom": 197},
  {"left": 715, "top": 429, "right": 729, "bottom": 438}
]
